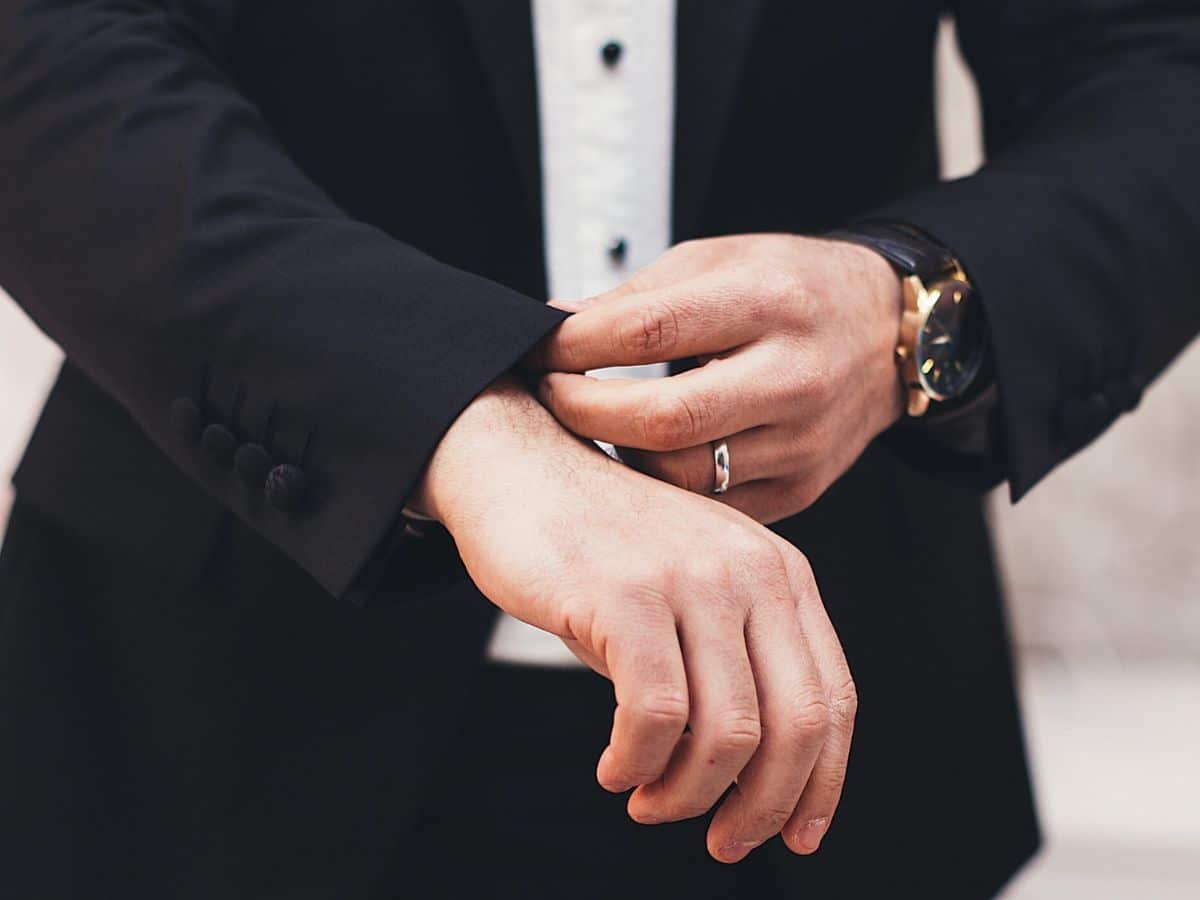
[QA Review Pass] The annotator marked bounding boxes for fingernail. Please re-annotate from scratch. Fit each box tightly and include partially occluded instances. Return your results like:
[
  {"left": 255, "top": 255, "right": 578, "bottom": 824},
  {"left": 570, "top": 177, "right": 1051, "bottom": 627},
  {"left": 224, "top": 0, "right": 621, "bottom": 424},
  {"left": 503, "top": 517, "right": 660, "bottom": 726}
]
[
  {"left": 793, "top": 817, "right": 828, "bottom": 854},
  {"left": 717, "top": 839, "right": 761, "bottom": 862}
]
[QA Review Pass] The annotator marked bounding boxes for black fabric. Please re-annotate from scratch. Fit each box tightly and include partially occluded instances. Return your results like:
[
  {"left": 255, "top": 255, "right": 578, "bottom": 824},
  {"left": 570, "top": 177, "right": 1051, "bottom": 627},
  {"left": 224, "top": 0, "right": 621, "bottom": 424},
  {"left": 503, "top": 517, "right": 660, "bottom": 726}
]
[
  {"left": 0, "top": 499, "right": 500, "bottom": 900},
  {"left": 394, "top": 663, "right": 784, "bottom": 899},
  {"left": 1, "top": 0, "right": 1198, "bottom": 897},
  {"left": 397, "top": 661, "right": 1035, "bottom": 899}
]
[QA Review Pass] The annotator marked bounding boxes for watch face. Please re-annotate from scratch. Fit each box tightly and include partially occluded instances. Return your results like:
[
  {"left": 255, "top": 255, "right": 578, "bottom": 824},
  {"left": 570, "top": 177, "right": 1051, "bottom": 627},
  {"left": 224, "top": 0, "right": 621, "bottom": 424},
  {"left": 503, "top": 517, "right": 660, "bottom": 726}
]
[{"left": 915, "top": 279, "right": 986, "bottom": 401}]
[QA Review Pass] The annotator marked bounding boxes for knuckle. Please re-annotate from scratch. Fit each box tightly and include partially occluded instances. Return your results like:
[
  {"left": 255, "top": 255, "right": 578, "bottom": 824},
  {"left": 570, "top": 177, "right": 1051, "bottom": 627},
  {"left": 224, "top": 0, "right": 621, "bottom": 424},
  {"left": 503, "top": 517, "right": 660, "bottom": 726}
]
[
  {"left": 630, "top": 688, "right": 691, "bottom": 732},
  {"left": 789, "top": 696, "right": 833, "bottom": 743},
  {"left": 734, "top": 537, "right": 791, "bottom": 593},
  {"left": 793, "top": 347, "right": 831, "bottom": 394},
  {"left": 640, "top": 392, "right": 703, "bottom": 450},
  {"left": 813, "top": 768, "right": 848, "bottom": 803},
  {"left": 755, "top": 262, "right": 803, "bottom": 309},
  {"left": 684, "top": 553, "right": 738, "bottom": 599},
  {"left": 830, "top": 676, "right": 859, "bottom": 723},
  {"left": 780, "top": 545, "right": 814, "bottom": 586},
  {"left": 748, "top": 800, "right": 800, "bottom": 834},
  {"left": 608, "top": 760, "right": 663, "bottom": 787},
  {"left": 620, "top": 301, "right": 681, "bottom": 357},
  {"left": 711, "top": 712, "right": 763, "bottom": 758},
  {"left": 751, "top": 540, "right": 789, "bottom": 578}
]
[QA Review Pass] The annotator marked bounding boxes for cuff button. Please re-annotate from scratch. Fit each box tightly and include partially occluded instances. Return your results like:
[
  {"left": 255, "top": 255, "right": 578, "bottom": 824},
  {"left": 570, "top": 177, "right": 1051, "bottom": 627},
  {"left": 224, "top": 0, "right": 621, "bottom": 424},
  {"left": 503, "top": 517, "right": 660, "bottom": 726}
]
[
  {"left": 265, "top": 463, "right": 308, "bottom": 514},
  {"left": 234, "top": 443, "right": 272, "bottom": 486},
  {"left": 200, "top": 423, "right": 237, "bottom": 467}
]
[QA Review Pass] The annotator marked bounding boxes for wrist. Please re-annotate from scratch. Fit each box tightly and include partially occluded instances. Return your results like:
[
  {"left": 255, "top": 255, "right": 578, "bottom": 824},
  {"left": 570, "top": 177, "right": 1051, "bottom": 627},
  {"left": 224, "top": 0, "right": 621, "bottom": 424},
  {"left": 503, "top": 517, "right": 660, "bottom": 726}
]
[
  {"left": 410, "top": 376, "right": 606, "bottom": 530},
  {"left": 827, "top": 239, "right": 906, "bottom": 433}
]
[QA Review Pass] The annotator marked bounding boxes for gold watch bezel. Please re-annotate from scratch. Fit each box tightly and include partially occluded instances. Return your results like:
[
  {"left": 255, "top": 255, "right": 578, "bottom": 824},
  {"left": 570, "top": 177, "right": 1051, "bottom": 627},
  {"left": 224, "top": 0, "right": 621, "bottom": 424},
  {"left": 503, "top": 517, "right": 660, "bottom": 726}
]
[{"left": 894, "top": 263, "right": 968, "bottom": 417}]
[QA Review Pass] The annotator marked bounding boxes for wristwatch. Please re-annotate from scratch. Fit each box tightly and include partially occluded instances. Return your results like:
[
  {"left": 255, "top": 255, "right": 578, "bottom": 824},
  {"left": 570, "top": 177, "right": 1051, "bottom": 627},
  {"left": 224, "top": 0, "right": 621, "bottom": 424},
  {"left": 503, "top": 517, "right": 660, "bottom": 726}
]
[{"left": 827, "top": 221, "right": 989, "bottom": 417}]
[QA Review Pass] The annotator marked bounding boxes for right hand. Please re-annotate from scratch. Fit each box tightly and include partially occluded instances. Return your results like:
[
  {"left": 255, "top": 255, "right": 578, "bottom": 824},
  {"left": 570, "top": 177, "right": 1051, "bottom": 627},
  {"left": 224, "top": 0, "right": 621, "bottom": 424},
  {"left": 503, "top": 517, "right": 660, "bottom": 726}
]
[{"left": 412, "top": 379, "right": 858, "bottom": 863}]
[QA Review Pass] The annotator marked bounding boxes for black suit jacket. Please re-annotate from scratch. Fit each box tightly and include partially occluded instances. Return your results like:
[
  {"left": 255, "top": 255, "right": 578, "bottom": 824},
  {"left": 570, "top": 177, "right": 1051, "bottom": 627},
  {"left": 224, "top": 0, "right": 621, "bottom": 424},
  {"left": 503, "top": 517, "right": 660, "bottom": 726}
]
[{"left": 1, "top": 1, "right": 1198, "bottom": 897}]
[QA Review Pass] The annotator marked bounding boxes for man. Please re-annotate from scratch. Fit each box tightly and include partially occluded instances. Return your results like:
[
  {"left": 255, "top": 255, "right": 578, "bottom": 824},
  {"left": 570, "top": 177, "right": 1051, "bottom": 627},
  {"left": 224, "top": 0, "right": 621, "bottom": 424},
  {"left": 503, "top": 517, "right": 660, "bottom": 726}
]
[{"left": 0, "top": 0, "right": 1197, "bottom": 897}]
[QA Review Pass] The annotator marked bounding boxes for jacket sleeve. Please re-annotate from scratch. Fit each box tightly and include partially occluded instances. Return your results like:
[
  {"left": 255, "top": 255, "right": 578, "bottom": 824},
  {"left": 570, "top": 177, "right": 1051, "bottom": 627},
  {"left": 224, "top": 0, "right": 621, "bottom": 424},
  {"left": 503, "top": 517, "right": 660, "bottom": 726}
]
[
  {"left": 0, "top": 0, "right": 567, "bottom": 600},
  {"left": 871, "top": 0, "right": 1200, "bottom": 500}
]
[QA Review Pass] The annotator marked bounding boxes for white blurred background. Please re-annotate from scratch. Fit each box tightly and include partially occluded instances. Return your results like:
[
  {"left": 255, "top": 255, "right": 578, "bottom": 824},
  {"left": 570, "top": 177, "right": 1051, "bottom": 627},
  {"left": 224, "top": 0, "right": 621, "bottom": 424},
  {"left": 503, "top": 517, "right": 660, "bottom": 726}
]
[{"left": 1, "top": 18, "right": 1197, "bottom": 897}]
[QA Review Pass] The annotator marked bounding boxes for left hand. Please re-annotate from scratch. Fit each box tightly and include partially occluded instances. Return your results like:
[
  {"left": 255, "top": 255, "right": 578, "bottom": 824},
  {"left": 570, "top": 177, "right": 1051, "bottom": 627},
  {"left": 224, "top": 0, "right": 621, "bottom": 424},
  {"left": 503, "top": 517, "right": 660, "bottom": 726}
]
[{"left": 534, "top": 234, "right": 906, "bottom": 523}]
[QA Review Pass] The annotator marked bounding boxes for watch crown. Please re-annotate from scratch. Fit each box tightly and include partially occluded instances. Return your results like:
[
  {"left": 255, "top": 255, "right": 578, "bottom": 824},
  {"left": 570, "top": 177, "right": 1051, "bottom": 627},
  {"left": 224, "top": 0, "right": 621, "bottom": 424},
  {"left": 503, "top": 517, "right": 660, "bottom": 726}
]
[{"left": 894, "top": 346, "right": 909, "bottom": 365}]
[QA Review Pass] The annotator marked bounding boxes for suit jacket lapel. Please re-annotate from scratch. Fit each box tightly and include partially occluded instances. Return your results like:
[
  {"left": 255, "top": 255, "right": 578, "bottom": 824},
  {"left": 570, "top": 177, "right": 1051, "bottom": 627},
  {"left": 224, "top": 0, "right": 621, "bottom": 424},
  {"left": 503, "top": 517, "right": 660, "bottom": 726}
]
[
  {"left": 673, "top": 0, "right": 765, "bottom": 241},
  {"left": 455, "top": 0, "right": 542, "bottom": 227}
]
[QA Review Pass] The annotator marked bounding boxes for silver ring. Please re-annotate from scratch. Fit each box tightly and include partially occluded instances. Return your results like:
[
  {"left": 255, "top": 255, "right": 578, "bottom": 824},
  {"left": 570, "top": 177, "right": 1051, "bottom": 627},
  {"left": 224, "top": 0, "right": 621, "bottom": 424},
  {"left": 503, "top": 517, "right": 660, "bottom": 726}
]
[{"left": 712, "top": 441, "right": 731, "bottom": 494}]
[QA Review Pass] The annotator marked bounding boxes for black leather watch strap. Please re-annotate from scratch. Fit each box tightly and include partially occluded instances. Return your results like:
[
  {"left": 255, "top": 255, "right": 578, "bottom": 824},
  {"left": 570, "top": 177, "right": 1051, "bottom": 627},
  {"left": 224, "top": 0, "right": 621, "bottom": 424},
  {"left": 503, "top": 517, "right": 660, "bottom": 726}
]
[{"left": 826, "top": 220, "right": 958, "bottom": 280}]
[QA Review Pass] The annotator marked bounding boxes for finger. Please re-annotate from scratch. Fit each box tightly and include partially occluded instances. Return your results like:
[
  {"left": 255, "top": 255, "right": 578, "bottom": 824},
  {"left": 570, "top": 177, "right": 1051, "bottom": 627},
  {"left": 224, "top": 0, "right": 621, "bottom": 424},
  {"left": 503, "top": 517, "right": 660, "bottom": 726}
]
[
  {"left": 782, "top": 704, "right": 855, "bottom": 855},
  {"left": 596, "top": 607, "right": 690, "bottom": 793},
  {"left": 779, "top": 552, "right": 858, "bottom": 855},
  {"left": 707, "top": 594, "right": 829, "bottom": 863},
  {"left": 541, "top": 277, "right": 766, "bottom": 372},
  {"left": 619, "top": 425, "right": 791, "bottom": 494},
  {"left": 539, "top": 358, "right": 771, "bottom": 452},
  {"left": 549, "top": 248, "right": 688, "bottom": 313},
  {"left": 627, "top": 610, "right": 761, "bottom": 826},
  {"left": 546, "top": 277, "right": 643, "bottom": 313}
]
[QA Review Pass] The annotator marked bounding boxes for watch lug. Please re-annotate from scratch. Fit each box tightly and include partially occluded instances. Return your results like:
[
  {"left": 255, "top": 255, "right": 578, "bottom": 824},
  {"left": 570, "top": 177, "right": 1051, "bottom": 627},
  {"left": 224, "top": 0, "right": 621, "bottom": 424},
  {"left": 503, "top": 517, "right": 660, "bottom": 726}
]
[{"left": 906, "top": 389, "right": 931, "bottom": 418}]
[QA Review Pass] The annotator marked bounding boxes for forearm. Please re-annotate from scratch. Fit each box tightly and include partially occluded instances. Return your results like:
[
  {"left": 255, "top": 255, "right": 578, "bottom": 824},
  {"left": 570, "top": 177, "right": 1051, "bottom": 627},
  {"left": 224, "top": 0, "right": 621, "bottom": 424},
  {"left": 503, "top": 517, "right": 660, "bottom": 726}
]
[
  {"left": 870, "top": 0, "right": 1200, "bottom": 498},
  {"left": 0, "top": 0, "right": 566, "bottom": 599}
]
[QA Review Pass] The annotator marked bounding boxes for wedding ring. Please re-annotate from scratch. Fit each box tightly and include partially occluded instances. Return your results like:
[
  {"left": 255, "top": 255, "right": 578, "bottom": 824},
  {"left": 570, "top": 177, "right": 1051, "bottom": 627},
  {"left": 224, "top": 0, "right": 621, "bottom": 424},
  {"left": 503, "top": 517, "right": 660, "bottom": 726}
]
[{"left": 712, "top": 441, "right": 731, "bottom": 494}]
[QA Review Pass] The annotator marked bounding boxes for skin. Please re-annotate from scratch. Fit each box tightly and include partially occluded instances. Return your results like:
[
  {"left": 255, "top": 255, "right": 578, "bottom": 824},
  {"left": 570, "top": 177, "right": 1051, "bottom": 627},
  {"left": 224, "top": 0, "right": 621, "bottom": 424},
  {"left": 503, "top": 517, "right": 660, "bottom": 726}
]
[
  {"left": 411, "top": 378, "right": 858, "bottom": 863},
  {"left": 534, "top": 234, "right": 906, "bottom": 524}
]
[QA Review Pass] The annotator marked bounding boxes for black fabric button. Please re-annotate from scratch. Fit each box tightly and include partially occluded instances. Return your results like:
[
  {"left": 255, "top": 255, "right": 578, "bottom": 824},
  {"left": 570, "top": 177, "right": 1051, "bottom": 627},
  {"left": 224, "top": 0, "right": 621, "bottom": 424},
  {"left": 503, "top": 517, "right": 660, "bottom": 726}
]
[
  {"left": 265, "top": 463, "right": 308, "bottom": 514},
  {"left": 234, "top": 443, "right": 272, "bottom": 486},
  {"left": 200, "top": 423, "right": 236, "bottom": 467},
  {"left": 170, "top": 397, "right": 203, "bottom": 443},
  {"left": 607, "top": 236, "right": 627, "bottom": 263},
  {"left": 600, "top": 40, "right": 623, "bottom": 67}
]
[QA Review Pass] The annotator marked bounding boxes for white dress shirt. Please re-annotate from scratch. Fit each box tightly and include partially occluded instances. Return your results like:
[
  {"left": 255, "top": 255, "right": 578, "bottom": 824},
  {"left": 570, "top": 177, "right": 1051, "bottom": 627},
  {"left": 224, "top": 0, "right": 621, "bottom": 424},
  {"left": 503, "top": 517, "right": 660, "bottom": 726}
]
[{"left": 485, "top": 0, "right": 677, "bottom": 666}]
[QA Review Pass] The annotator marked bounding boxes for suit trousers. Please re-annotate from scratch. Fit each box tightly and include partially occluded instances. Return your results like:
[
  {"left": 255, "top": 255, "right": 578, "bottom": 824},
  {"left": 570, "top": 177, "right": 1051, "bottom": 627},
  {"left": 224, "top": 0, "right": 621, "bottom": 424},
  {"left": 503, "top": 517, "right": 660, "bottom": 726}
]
[{"left": 393, "top": 662, "right": 784, "bottom": 899}]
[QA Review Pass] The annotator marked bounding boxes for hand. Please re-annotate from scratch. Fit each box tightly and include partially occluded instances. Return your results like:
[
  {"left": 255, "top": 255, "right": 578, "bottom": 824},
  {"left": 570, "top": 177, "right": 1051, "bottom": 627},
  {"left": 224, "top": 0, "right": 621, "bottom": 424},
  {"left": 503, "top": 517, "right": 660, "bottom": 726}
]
[
  {"left": 534, "top": 234, "right": 905, "bottom": 522},
  {"left": 412, "top": 378, "right": 857, "bottom": 862}
]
